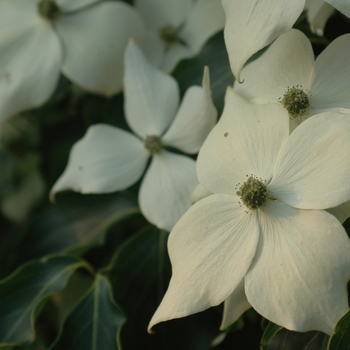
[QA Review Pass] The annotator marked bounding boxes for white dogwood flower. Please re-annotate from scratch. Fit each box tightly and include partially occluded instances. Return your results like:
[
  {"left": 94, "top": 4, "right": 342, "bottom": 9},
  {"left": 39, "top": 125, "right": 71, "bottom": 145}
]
[
  {"left": 0, "top": 0, "right": 144, "bottom": 120},
  {"left": 135, "top": 0, "right": 225, "bottom": 72},
  {"left": 221, "top": 0, "right": 350, "bottom": 82},
  {"left": 50, "top": 42, "right": 217, "bottom": 231},
  {"left": 234, "top": 29, "right": 350, "bottom": 129},
  {"left": 148, "top": 89, "right": 350, "bottom": 335},
  {"left": 305, "top": 0, "right": 335, "bottom": 36}
]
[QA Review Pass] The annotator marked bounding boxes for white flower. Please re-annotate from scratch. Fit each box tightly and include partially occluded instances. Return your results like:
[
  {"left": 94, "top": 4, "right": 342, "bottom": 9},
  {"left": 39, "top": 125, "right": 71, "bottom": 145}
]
[
  {"left": 0, "top": 0, "right": 145, "bottom": 120},
  {"left": 234, "top": 29, "right": 350, "bottom": 129},
  {"left": 305, "top": 0, "right": 335, "bottom": 36},
  {"left": 148, "top": 88, "right": 350, "bottom": 335},
  {"left": 135, "top": 0, "right": 225, "bottom": 72},
  {"left": 221, "top": 0, "right": 350, "bottom": 82},
  {"left": 50, "top": 42, "right": 217, "bottom": 231}
]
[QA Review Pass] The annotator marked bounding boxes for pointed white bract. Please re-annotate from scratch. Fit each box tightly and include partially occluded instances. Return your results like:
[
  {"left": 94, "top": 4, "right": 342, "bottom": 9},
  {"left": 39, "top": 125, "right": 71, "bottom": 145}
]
[
  {"left": 148, "top": 88, "right": 350, "bottom": 335},
  {"left": 305, "top": 0, "right": 335, "bottom": 36},
  {"left": 0, "top": 0, "right": 145, "bottom": 120},
  {"left": 51, "top": 42, "right": 217, "bottom": 231},
  {"left": 135, "top": 0, "right": 225, "bottom": 72}
]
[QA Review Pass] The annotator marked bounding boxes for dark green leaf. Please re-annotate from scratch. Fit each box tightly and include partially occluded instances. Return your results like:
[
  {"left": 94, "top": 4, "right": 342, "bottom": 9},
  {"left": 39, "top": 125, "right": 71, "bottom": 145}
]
[
  {"left": 328, "top": 310, "right": 350, "bottom": 350},
  {"left": 0, "top": 256, "right": 91, "bottom": 346},
  {"left": 261, "top": 322, "right": 283, "bottom": 345},
  {"left": 50, "top": 275, "right": 125, "bottom": 350},
  {"left": 262, "top": 328, "right": 329, "bottom": 350}
]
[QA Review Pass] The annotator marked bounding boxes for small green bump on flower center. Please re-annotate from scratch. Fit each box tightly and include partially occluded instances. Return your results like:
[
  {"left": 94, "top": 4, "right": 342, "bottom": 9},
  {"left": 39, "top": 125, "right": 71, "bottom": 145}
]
[
  {"left": 38, "top": 0, "right": 60, "bottom": 21},
  {"left": 279, "top": 85, "right": 310, "bottom": 119},
  {"left": 144, "top": 135, "right": 162, "bottom": 154},
  {"left": 159, "top": 25, "right": 186, "bottom": 48},
  {"left": 236, "top": 176, "right": 269, "bottom": 210}
]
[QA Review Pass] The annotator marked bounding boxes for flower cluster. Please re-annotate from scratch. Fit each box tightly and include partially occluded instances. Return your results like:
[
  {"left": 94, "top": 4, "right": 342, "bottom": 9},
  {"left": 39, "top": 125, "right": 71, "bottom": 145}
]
[{"left": 0, "top": 0, "right": 350, "bottom": 348}]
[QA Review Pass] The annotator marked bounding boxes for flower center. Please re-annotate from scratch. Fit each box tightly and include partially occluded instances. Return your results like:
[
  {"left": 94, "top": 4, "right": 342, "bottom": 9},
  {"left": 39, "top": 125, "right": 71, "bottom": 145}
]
[
  {"left": 159, "top": 25, "right": 186, "bottom": 49},
  {"left": 38, "top": 0, "right": 60, "bottom": 21},
  {"left": 279, "top": 85, "right": 310, "bottom": 119},
  {"left": 144, "top": 135, "right": 162, "bottom": 154},
  {"left": 236, "top": 176, "right": 270, "bottom": 210}
]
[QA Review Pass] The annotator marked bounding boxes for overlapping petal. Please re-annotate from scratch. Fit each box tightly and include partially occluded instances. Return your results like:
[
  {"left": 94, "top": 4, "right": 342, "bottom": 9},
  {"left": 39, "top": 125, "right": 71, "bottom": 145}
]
[
  {"left": 50, "top": 125, "right": 149, "bottom": 199},
  {"left": 305, "top": 0, "right": 335, "bottom": 36},
  {"left": 220, "top": 280, "right": 251, "bottom": 330},
  {"left": 327, "top": 0, "right": 350, "bottom": 17},
  {"left": 310, "top": 33, "right": 350, "bottom": 111},
  {"left": 327, "top": 200, "right": 350, "bottom": 223},
  {"left": 246, "top": 200, "right": 350, "bottom": 334},
  {"left": 221, "top": 0, "right": 304, "bottom": 82},
  {"left": 56, "top": 1, "right": 144, "bottom": 96},
  {"left": 197, "top": 89, "right": 289, "bottom": 196},
  {"left": 235, "top": 29, "right": 314, "bottom": 102},
  {"left": 123, "top": 41, "right": 179, "bottom": 138},
  {"left": 162, "top": 67, "right": 217, "bottom": 154},
  {"left": 0, "top": 0, "right": 61, "bottom": 120},
  {"left": 148, "top": 194, "right": 260, "bottom": 331},
  {"left": 269, "top": 113, "right": 350, "bottom": 209},
  {"left": 139, "top": 151, "right": 197, "bottom": 232},
  {"left": 57, "top": 0, "right": 97, "bottom": 12}
]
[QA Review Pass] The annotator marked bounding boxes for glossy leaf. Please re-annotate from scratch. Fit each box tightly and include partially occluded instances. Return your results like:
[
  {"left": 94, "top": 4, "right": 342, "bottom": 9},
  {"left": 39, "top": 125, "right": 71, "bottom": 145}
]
[
  {"left": 50, "top": 275, "right": 125, "bottom": 350},
  {"left": 0, "top": 256, "right": 91, "bottom": 346},
  {"left": 262, "top": 328, "right": 329, "bottom": 350},
  {"left": 328, "top": 310, "right": 350, "bottom": 350},
  {"left": 261, "top": 322, "right": 283, "bottom": 345}
]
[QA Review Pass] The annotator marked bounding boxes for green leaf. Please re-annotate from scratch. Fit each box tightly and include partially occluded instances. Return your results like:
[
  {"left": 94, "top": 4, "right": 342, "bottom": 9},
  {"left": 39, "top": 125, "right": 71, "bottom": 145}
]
[
  {"left": 261, "top": 322, "right": 283, "bottom": 345},
  {"left": 0, "top": 256, "right": 91, "bottom": 346},
  {"left": 261, "top": 328, "right": 329, "bottom": 350},
  {"left": 50, "top": 275, "right": 125, "bottom": 350},
  {"left": 328, "top": 310, "right": 350, "bottom": 350}
]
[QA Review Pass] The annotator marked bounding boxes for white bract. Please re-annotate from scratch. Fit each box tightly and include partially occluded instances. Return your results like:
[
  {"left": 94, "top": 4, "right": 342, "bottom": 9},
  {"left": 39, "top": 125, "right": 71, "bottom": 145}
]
[
  {"left": 234, "top": 29, "right": 350, "bottom": 129},
  {"left": 135, "top": 0, "right": 225, "bottom": 72},
  {"left": 221, "top": 0, "right": 350, "bottom": 82},
  {"left": 305, "top": 0, "right": 335, "bottom": 36},
  {"left": 148, "top": 89, "right": 350, "bottom": 335},
  {"left": 0, "top": 0, "right": 144, "bottom": 120},
  {"left": 50, "top": 42, "right": 217, "bottom": 231}
]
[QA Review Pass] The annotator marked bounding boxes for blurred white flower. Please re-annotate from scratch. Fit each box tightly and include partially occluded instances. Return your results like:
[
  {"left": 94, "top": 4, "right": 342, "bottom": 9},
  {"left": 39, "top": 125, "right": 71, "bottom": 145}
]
[
  {"left": 50, "top": 42, "right": 217, "bottom": 231},
  {"left": 0, "top": 0, "right": 145, "bottom": 120},
  {"left": 149, "top": 89, "right": 350, "bottom": 335},
  {"left": 135, "top": 0, "right": 225, "bottom": 72},
  {"left": 221, "top": 0, "right": 350, "bottom": 82},
  {"left": 305, "top": 0, "right": 335, "bottom": 36}
]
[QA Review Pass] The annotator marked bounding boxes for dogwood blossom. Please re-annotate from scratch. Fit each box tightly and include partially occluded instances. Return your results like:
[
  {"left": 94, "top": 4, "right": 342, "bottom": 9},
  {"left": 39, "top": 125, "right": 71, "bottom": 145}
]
[
  {"left": 148, "top": 88, "right": 350, "bottom": 335},
  {"left": 50, "top": 42, "right": 217, "bottom": 231},
  {"left": 234, "top": 29, "right": 350, "bottom": 129},
  {"left": 305, "top": 0, "right": 335, "bottom": 36},
  {"left": 221, "top": 0, "right": 350, "bottom": 81},
  {"left": 135, "top": 0, "right": 225, "bottom": 72},
  {"left": 0, "top": 0, "right": 144, "bottom": 120}
]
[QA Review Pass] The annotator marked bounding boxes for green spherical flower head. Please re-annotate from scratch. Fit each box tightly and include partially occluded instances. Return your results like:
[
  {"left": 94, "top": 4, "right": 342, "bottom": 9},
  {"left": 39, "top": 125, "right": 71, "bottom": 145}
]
[
  {"left": 144, "top": 135, "right": 163, "bottom": 154},
  {"left": 159, "top": 25, "right": 186, "bottom": 49},
  {"left": 236, "top": 176, "right": 269, "bottom": 210},
  {"left": 280, "top": 85, "right": 310, "bottom": 119},
  {"left": 38, "top": 0, "right": 60, "bottom": 21}
]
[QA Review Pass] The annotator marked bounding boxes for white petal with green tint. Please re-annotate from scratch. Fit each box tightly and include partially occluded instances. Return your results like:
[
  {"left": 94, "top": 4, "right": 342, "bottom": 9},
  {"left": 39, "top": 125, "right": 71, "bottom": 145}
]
[
  {"left": 246, "top": 200, "right": 350, "bottom": 335},
  {"left": 326, "top": 0, "right": 350, "bottom": 17},
  {"left": 57, "top": 0, "right": 97, "bottom": 12},
  {"left": 124, "top": 41, "right": 180, "bottom": 138},
  {"left": 135, "top": 0, "right": 191, "bottom": 29},
  {"left": 197, "top": 89, "right": 289, "bottom": 196},
  {"left": 327, "top": 200, "right": 350, "bottom": 223},
  {"left": 56, "top": 1, "right": 144, "bottom": 95},
  {"left": 310, "top": 34, "right": 350, "bottom": 111},
  {"left": 50, "top": 124, "right": 149, "bottom": 198},
  {"left": 269, "top": 113, "right": 350, "bottom": 209},
  {"left": 222, "top": 0, "right": 305, "bottom": 82},
  {"left": 162, "top": 67, "right": 217, "bottom": 154},
  {"left": 305, "top": 0, "right": 335, "bottom": 36},
  {"left": 220, "top": 279, "right": 251, "bottom": 330},
  {"left": 148, "top": 194, "right": 259, "bottom": 331},
  {"left": 0, "top": 0, "right": 61, "bottom": 120},
  {"left": 139, "top": 150, "right": 197, "bottom": 232},
  {"left": 235, "top": 29, "right": 314, "bottom": 103}
]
